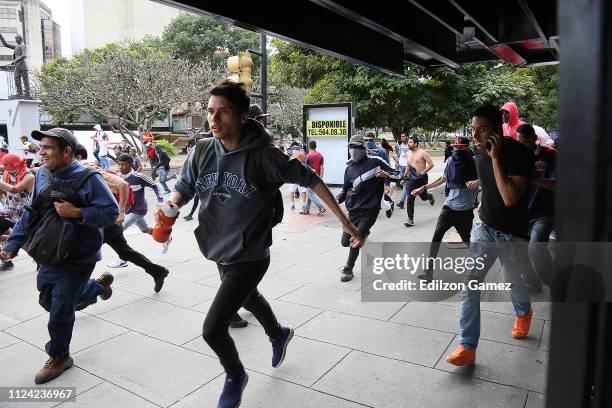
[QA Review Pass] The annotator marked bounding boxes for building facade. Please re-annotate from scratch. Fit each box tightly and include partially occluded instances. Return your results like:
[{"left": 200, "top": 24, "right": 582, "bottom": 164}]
[
  {"left": 0, "top": 0, "right": 61, "bottom": 69},
  {"left": 70, "top": 0, "right": 187, "bottom": 55}
]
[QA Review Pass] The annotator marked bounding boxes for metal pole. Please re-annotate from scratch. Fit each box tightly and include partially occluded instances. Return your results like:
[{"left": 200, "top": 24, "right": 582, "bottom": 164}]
[{"left": 260, "top": 33, "right": 268, "bottom": 127}]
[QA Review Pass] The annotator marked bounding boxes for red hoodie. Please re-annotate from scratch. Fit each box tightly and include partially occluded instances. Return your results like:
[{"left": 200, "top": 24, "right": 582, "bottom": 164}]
[{"left": 501, "top": 101, "right": 525, "bottom": 139}]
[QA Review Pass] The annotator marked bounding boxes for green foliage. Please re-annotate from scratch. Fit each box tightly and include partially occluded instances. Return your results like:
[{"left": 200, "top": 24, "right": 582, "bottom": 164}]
[
  {"left": 154, "top": 139, "right": 177, "bottom": 157},
  {"left": 38, "top": 41, "right": 199, "bottom": 131},
  {"left": 151, "top": 14, "right": 259, "bottom": 71},
  {"left": 270, "top": 41, "right": 560, "bottom": 136}
]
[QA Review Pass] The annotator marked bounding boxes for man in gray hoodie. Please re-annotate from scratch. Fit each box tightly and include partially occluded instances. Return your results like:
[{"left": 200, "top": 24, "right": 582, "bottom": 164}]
[{"left": 167, "top": 80, "right": 362, "bottom": 408}]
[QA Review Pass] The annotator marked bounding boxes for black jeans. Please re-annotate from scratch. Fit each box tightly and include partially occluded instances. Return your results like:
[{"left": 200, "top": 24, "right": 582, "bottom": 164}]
[
  {"left": 341, "top": 209, "right": 380, "bottom": 269},
  {"left": 406, "top": 175, "right": 431, "bottom": 220},
  {"left": 428, "top": 207, "right": 474, "bottom": 269},
  {"left": 202, "top": 257, "right": 281, "bottom": 377},
  {"left": 103, "top": 224, "right": 166, "bottom": 276}
]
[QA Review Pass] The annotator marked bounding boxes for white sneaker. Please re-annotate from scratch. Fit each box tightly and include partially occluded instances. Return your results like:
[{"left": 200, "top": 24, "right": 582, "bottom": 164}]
[
  {"left": 162, "top": 236, "right": 172, "bottom": 254},
  {"left": 107, "top": 259, "right": 128, "bottom": 268}
]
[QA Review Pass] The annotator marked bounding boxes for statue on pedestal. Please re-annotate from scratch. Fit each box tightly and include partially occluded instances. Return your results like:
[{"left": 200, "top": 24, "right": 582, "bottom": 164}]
[{"left": 0, "top": 33, "right": 30, "bottom": 97}]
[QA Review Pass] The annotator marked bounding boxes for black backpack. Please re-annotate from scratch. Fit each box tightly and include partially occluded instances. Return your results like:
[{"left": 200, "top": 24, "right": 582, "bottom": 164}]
[
  {"left": 194, "top": 137, "right": 284, "bottom": 227},
  {"left": 24, "top": 167, "right": 98, "bottom": 266}
]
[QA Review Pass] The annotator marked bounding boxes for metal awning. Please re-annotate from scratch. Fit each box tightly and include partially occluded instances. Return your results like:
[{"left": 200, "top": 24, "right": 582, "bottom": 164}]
[{"left": 155, "top": 0, "right": 558, "bottom": 75}]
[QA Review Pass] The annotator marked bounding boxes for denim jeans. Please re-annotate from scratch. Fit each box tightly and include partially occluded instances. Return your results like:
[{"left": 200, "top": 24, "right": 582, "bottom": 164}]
[
  {"left": 122, "top": 212, "right": 150, "bottom": 233},
  {"left": 398, "top": 165, "right": 408, "bottom": 203},
  {"left": 303, "top": 188, "right": 325, "bottom": 211},
  {"left": 524, "top": 217, "right": 555, "bottom": 285},
  {"left": 37, "top": 263, "right": 99, "bottom": 357},
  {"left": 459, "top": 221, "right": 531, "bottom": 350},
  {"left": 159, "top": 168, "right": 176, "bottom": 193},
  {"left": 99, "top": 155, "right": 110, "bottom": 170}
]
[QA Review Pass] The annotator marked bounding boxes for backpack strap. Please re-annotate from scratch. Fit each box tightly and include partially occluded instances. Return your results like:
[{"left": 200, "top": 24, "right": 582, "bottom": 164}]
[
  {"left": 247, "top": 144, "right": 281, "bottom": 200},
  {"left": 73, "top": 167, "right": 99, "bottom": 190},
  {"left": 193, "top": 136, "right": 214, "bottom": 175}
]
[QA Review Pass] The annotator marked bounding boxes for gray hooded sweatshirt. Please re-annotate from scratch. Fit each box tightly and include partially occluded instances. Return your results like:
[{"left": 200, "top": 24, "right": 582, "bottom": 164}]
[{"left": 175, "top": 119, "right": 321, "bottom": 264}]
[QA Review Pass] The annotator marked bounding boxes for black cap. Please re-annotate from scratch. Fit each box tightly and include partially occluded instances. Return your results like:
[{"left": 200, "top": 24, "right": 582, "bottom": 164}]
[
  {"left": 248, "top": 104, "right": 270, "bottom": 119},
  {"left": 451, "top": 136, "right": 470, "bottom": 146},
  {"left": 31, "top": 128, "right": 78, "bottom": 152}
]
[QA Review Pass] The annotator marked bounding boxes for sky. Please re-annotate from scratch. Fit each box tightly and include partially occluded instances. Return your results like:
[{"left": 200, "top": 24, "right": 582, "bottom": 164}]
[{"left": 41, "top": 0, "right": 72, "bottom": 57}]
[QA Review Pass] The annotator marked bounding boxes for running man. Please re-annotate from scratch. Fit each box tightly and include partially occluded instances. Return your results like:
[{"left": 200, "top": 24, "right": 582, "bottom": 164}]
[
  {"left": 169, "top": 79, "right": 362, "bottom": 407},
  {"left": 400, "top": 135, "right": 435, "bottom": 226}
]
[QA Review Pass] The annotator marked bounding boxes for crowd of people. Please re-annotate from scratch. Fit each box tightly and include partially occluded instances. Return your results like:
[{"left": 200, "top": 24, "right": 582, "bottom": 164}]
[
  {"left": 0, "top": 77, "right": 557, "bottom": 408},
  {"left": 0, "top": 126, "right": 177, "bottom": 384}
]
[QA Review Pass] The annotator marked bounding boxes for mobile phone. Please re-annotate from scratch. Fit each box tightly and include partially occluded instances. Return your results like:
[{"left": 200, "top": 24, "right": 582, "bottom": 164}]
[{"left": 485, "top": 142, "right": 492, "bottom": 151}]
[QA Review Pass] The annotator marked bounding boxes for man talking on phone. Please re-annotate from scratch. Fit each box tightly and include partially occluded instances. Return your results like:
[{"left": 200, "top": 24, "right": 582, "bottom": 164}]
[{"left": 446, "top": 105, "right": 535, "bottom": 366}]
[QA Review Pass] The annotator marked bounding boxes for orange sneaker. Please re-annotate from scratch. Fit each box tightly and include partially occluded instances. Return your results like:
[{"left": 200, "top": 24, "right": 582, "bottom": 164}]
[
  {"left": 446, "top": 345, "right": 476, "bottom": 366},
  {"left": 512, "top": 308, "right": 533, "bottom": 339}
]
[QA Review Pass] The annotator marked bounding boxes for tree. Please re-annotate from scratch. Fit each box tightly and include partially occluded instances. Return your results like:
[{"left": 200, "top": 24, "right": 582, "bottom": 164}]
[
  {"left": 270, "top": 40, "right": 558, "bottom": 139},
  {"left": 38, "top": 42, "right": 215, "bottom": 152},
  {"left": 147, "top": 14, "right": 261, "bottom": 92},
  {"left": 267, "top": 85, "right": 309, "bottom": 137},
  {"left": 271, "top": 40, "right": 450, "bottom": 140}
]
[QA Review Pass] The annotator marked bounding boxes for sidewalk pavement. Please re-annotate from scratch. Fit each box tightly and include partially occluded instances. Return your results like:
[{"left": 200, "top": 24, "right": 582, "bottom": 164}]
[{"left": 0, "top": 159, "right": 549, "bottom": 408}]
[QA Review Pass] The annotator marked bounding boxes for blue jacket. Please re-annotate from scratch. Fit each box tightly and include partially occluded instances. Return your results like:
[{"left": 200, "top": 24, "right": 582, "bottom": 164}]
[{"left": 4, "top": 160, "right": 119, "bottom": 264}]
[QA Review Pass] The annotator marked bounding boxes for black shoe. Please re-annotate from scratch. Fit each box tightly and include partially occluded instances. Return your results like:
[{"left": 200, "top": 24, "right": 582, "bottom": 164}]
[
  {"left": 340, "top": 266, "right": 354, "bottom": 282},
  {"left": 150, "top": 267, "right": 169, "bottom": 293},
  {"left": 404, "top": 218, "right": 414, "bottom": 227},
  {"left": 183, "top": 215, "right": 193, "bottom": 221},
  {"left": 418, "top": 271, "right": 433, "bottom": 282},
  {"left": 0, "top": 260, "right": 14, "bottom": 271},
  {"left": 230, "top": 314, "right": 248, "bottom": 328},
  {"left": 397, "top": 201, "right": 404, "bottom": 210},
  {"left": 386, "top": 201, "right": 394, "bottom": 218}
]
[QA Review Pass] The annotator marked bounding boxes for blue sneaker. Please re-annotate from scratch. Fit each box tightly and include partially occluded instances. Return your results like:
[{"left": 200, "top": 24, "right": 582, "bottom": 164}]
[
  {"left": 270, "top": 326, "right": 294, "bottom": 368},
  {"left": 217, "top": 371, "right": 248, "bottom": 408}
]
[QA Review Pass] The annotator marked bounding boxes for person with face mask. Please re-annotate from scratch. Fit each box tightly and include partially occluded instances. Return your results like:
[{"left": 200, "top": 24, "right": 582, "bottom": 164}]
[
  {"left": 336, "top": 135, "right": 397, "bottom": 282},
  {"left": 411, "top": 137, "right": 479, "bottom": 281},
  {"left": 0, "top": 153, "right": 35, "bottom": 270},
  {"left": 501, "top": 102, "right": 526, "bottom": 140}
]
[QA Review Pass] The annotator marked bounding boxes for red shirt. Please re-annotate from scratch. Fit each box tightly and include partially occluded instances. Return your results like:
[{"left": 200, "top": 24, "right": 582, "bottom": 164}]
[{"left": 305, "top": 150, "right": 324, "bottom": 176}]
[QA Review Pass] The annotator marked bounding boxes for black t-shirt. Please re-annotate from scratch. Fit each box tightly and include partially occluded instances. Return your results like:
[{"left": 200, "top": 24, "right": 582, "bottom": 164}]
[
  {"left": 156, "top": 148, "right": 171, "bottom": 170},
  {"left": 474, "top": 137, "right": 535, "bottom": 235},
  {"left": 528, "top": 146, "right": 556, "bottom": 218}
]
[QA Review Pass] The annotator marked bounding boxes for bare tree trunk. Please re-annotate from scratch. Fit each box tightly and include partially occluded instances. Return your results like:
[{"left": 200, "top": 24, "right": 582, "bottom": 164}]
[{"left": 391, "top": 126, "right": 408, "bottom": 142}]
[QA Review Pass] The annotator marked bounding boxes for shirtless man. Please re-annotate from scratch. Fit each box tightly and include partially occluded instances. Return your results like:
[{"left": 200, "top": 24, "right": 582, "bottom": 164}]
[{"left": 400, "top": 135, "right": 435, "bottom": 226}]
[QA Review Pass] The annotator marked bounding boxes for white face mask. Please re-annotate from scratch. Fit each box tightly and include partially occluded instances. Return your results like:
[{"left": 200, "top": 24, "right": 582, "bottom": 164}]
[{"left": 350, "top": 148, "right": 366, "bottom": 162}]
